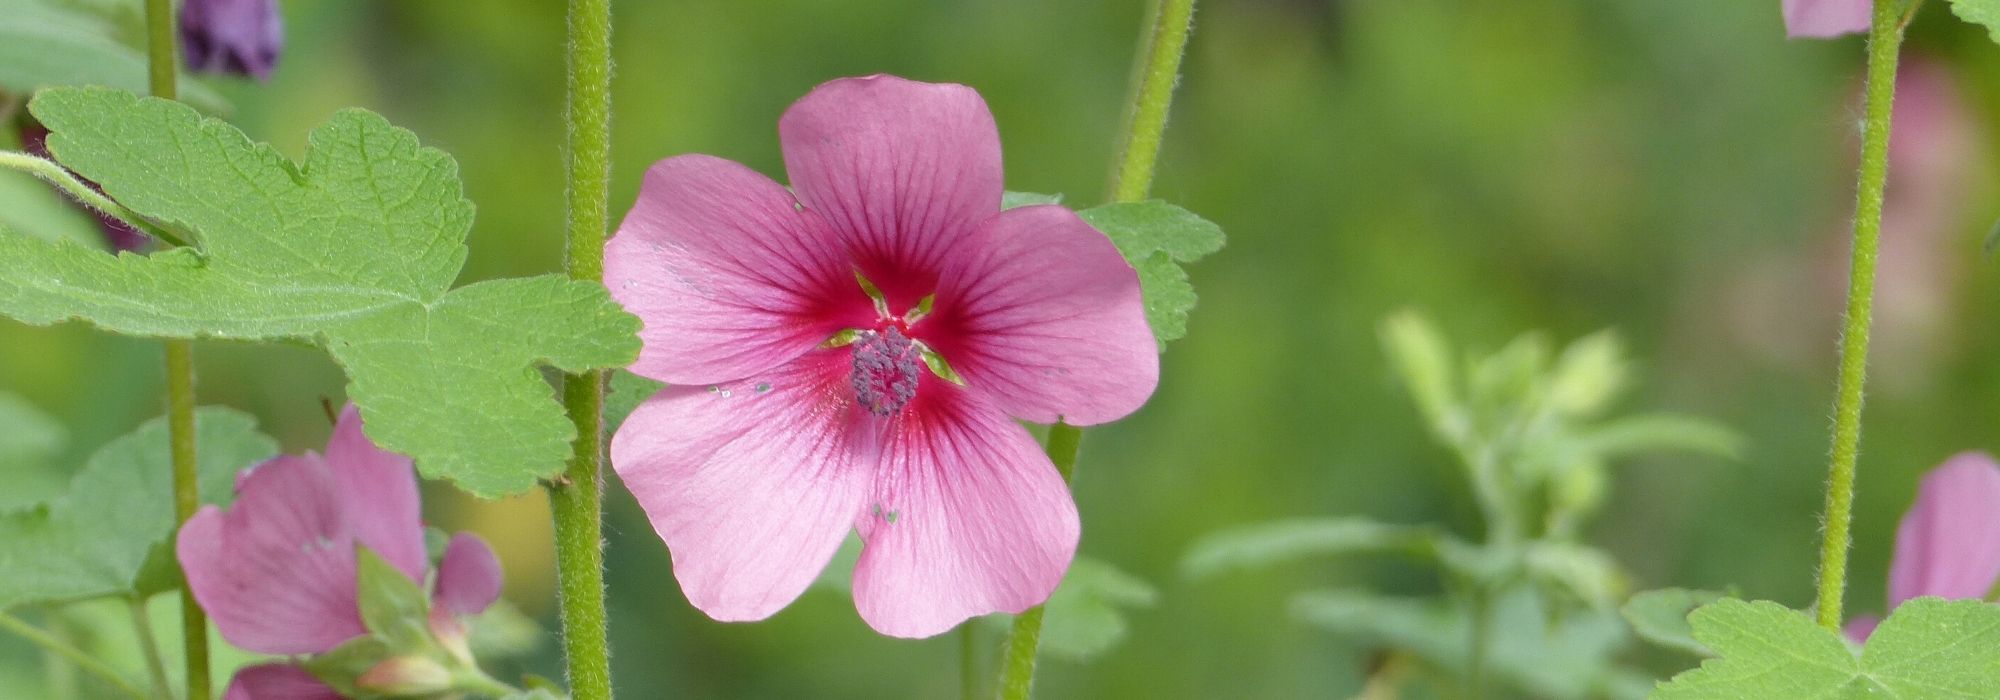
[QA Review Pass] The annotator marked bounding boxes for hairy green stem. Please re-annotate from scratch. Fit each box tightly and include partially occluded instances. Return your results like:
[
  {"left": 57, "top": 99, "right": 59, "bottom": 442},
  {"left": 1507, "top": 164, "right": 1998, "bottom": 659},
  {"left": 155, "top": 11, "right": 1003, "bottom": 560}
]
[
  {"left": 995, "top": 1, "right": 1196, "bottom": 696},
  {"left": 144, "top": 0, "right": 208, "bottom": 695},
  {"left": 549, "top": 0, "right": 614, "bottom": 697},
  {"left": 128, "top": 598, "right": 170, "bottom": 700},
  {"left": 0, "top": 614, "right": 147, "bottom": 700},
  {"left": 0, "top": 152, "right": 188, "bottom": 247},
  {"left": 1813, "top": 0, "right": 1903, "bottom": 632}
]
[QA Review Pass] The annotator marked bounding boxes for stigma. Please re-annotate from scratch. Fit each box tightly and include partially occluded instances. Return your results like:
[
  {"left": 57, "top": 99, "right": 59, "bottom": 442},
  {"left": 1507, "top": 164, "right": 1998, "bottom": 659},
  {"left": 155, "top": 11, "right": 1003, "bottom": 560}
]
[{"left": 850, "top": 326, "right": 922, "bottom": 415}]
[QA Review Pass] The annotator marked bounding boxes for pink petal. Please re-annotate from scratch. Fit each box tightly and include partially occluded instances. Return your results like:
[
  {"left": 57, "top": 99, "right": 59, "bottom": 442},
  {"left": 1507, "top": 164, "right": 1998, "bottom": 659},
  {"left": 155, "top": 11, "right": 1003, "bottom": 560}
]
[
  {"left": 1782, "top": 0, "right": 1869, "bottom": 39},
  {"left": 1844, "top": 614, "right": 1881, "bottom": 644},
  {"left": 607, "top": 155, "right": 874, "bottom": 385},
  {"left": 1887, "top": 452, "right": 2000, "bottom": 605},
  {"left": 177, "top": 455, "right": 368, "bottom": 655},
  {"left": 326, "top": 405, "right": 427, "bottom": 583},
  {"left": 779, "top": 75, "right": 1003, "bottom": 308},
  {"left": 924, "top": 205, "right": 1159, "bottom": 426},
  {"left": 850, "top": 387, "right": 1079, "bottom": 638},
  {"left": 609, "top": 351, "right": 874, "bottom": 622},
  {"left": 223, "top": 664, "right": 342, "bottom": 700},
  {"left": 433, "top": 532, "right": 503, "bottom": 616}
]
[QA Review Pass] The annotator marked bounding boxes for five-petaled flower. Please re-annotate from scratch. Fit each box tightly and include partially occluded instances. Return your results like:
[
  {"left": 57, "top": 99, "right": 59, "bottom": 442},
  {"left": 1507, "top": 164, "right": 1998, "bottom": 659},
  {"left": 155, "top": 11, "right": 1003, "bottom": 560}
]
[
  {"left": 1782, "top": 0, "right": 1870, "bottom": 39},
  {"left": 177, "top": 405, "right": 504, "bottom": 698},
  {"left": 606, "top": 75, "right": 1159, "bottom": 638},
  {"left": 1845, "top": 452, "right": 2000, "bottom": 641}
]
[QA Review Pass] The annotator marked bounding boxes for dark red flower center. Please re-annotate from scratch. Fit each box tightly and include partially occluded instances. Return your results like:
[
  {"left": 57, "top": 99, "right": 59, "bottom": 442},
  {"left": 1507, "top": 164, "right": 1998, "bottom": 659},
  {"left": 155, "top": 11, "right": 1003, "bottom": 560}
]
[{"left": 850, "top": 326, "right": 923, "bottom": 415}]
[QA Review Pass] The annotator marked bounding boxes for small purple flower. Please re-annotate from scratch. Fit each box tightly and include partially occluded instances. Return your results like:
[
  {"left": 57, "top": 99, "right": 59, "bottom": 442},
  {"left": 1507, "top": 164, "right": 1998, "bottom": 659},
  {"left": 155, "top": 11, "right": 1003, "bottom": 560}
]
[
  {"left": 1845, "top": 452, "right": 2000, "bottom": 641},
  {"left": 18, "top": 120, "right": 149, "bottom": 252},
  {"left": 1782, "top": 0, "right": 1870, "bottom": 39},
  {"left": 176, "top": 405, "right": 502, "bottom": 696},
  {"left": 179, "top": 0, "right": 283, "bottom": 81}
]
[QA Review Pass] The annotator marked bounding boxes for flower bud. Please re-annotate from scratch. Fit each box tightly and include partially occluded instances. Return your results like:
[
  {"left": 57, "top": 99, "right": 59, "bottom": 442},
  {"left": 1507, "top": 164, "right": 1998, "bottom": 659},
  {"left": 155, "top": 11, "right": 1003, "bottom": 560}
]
[
  {"left": 179, "top": 0, "right": 284, "bottom": 81},
  {"left": 355, "top": 656, "right": 453, "bottom": 696}
]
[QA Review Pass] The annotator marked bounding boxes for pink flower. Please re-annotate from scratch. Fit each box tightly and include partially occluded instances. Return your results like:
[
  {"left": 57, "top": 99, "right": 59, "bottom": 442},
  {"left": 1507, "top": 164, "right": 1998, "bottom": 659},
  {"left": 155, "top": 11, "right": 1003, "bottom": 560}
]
[
  {"left": 176, "top": 405, "right": 503, "bottom": 697},
  {"left": 1845, "top": 452, "right": 2000, "bottom": 641},
  {"left": 1783, "top": 0, "right": 1870, "bottom": 38},
  {"left": 606, "top": 75, "right": 1158, "bottom": 638}
]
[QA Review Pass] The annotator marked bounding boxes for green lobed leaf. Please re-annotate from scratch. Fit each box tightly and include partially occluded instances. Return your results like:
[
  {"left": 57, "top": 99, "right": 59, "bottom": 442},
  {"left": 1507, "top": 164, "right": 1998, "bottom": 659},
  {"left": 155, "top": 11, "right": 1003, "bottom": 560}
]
[
  {"left": 983, "top": 557, "right": 1160, "bottom": 662},
  {"left": 1621, "top": 588, "right": 1725, "bottom": 656},
  {"left": 0, "top": 0, "right": 227, "bottom": 112},
  {"left": 1654, "top": 597, "right": 2000, "bottom": 699},
  {"left": 1076, "top": 200, "right": 1224, "bottom": 349},
  {"left": 1949, "top": 0, "right": 2000, "bottom": 43},
  {"left": 354, "top": 546, "right": 435, "bottom": 652},
  {"left": 604, "top": 369, "right": 666, "bottom": 434},
  {"left": 0, "top": 169, "right": 104, "bottom": 247},
  {"left": 1, "top": 88, "right": 642, "bottom": 497},
  {"left": 0, "top": 407, "right": 277, "bottom": 609}
]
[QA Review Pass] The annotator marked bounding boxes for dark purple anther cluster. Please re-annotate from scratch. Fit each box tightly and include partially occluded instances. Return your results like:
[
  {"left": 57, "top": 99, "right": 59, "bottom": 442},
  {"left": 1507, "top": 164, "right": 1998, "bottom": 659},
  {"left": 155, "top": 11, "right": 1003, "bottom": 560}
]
[
  {"left": 179, "top": 0, "right": 284, "bottom": 81},
  {"left": 850, "top": 327, "right": 922, "bottom": 416}
]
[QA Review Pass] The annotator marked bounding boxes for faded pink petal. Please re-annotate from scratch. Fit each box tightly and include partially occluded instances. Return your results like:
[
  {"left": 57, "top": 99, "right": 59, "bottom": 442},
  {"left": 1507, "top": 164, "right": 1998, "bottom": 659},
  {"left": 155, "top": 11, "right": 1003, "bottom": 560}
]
[
  {"left": 434, "top": 533, "right": 503, "bottom": 616},
  {"left": 1844, "top": 614, "right": 1881, "bottom": 643},
  {"left": 178, "top": 455, "right": 368, "bottom": 655},
  {"left": 850, "top": 388, "right": 1079, "bottom": 638},
  {"left": 327, "top": 405, "right": 426, "bottom": 582},
  {"left": 779, "top": 75, "right": 1003, "bottom": 308},
  {"left": 928, "top": 205, "right": 1159, "bottom": 425},
  {"left": 1783, "top": 0, "right": 1869, "bottom": 39},
  {"left": 607, "top": 155, "right": 873, "bottom": 385},
  {"left": 222, "top": 663, "right": 341, "bottom": 700},
  {"left": 1888, "top": 452, "right": 2000, "bottom": 605},
  {"left": 610, "top": 352, "right": 874, "bottom": 621}
]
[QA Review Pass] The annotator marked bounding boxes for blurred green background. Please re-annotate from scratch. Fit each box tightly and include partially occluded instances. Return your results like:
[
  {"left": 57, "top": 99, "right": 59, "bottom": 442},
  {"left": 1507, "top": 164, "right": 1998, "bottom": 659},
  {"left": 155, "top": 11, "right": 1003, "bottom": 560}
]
[{"left": 7, "top": 0, "right": 2000, "bottom": 697}]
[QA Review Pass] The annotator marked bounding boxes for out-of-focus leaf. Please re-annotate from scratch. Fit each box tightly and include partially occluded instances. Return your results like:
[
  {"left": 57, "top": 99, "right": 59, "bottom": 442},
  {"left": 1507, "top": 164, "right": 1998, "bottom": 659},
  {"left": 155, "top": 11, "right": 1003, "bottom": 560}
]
[
  {"left": 1467, "top": 331, "right": 1549, "bottom": 422},
  {"left": 984, "top": 557, "right": 1159, "bottom": 662},
  {"left": 0, "top": 0, "right": 227, "bottom": 112},
  {"left": 0, "top": 408, "right": 276, "bottom": 609},
  {"left": 466, "top": 600, "right": 543, "bottom": 662},
  {"left": 0, "top": 169, "right": 103, "bottom": 247},
  {"left": 1380, "top": 311, "right": 1462, "bottom": 441},
  {"left": 501, "top": 689, "right": 566, "bottom": 700},
  {"left": 810, "top": 533, "right": 863, "bottom": 594},
  {"left": 1621, "top": 588, "right": 1724, "bottom": 656},
  {"left": 1290, "top": 586, "right": 1631, "bottom": 700},
  {"left": 1545, "top": 331, "right": 1624, "bottom": 417},
  {"left": 605, "top": 369, "right": 666, "bottom": 434},
  {"left": 1523, "top": 542, "right": 1627, "bottom": 611},
  {"left": 1576, "top": 414, "right": 1743, "bottom": 460},
  {"left": 1655, "top": 597, "right": 2000, "bottom": 699},
  {"left": 1002, "top": 190, "right": 1064, "bottom": 210},
  {"left": 1076, "top": 200, "right": 1224, "bottom": 348},
  {"left": 1180, "top": 517, "right": 1440, "bottom": 579},
  {"left": 2, "top": 88, "right": 642, "bottom": 497}
]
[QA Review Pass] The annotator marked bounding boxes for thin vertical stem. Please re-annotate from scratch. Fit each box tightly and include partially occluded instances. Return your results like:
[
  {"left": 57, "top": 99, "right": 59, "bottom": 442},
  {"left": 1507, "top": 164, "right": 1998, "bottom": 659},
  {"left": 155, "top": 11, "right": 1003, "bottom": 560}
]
[
  {"left": 995, "top": 1, "right": 1195, "bottom": 697},
  {"left": 128, "top": 597, "right": 171, "bottom": 700},
  {"left": 549, "top": 0, "right": 614, "bottom": 697},
  {"left": 1813, "top": 0, "right": 1903, "bottom": 632},
  {"left": 145, "top": 0, "right": 206, "bottom": 695}
]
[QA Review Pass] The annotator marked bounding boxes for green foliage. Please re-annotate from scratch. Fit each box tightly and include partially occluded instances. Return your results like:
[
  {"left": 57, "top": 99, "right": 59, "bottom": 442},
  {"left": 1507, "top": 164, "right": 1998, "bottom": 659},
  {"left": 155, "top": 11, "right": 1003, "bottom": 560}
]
[
  {"left": 1655, "top": 597, "right": 2000, "bottom": 699},
  {"left": 1949, "top": 0, "right": 2000, "bottom": 43},
  {"left": 1075, "top": 200, "right": 1225, "bottom": 349},
  {"left": 0, "top": 0, "right": 226, "bottom": 112},
  {"left": 0, "top": 88, "right": 642, "bottom": 497},
  {"left": 0, "top": 407, "right": 277, "bottom": 610},
  {"left": 1179, "top": 517, "right": 1470, "bottom": 580},
  {"left": 355, "top": 547, "right": 434, "bottom": 651},
  {"left": 1291, "top": 587, "right": 1649, "bottom": 700},
  {"left": 1001, "top": 190, "right": 1064, "bottom": 210},
  {"left": 983, "top": 557, "right": 1159, "bottom": 662},
  {"left": 0, "top": 168, "right": 101, "bottom": 247},
  {"left": 604, "top": 370, "right": 665, "bottom": 433},
  {"left": 1621, "top": 588, "right": 1725, "bottom": 657}
]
